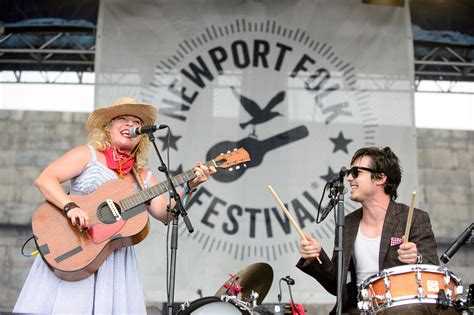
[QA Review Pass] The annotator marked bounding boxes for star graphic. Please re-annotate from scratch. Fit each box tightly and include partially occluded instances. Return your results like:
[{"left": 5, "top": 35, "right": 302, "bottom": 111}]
[
  {"left": 169, "top": 164, "right": 183, "bottom": 177},
  {"left": 320, "top": 167, "right": 338, "bottom": 183},
  {"left": 158, "top": 130, "right": 182, "bottom": 151},
  {"left": 330, "top": 131, "right": 353, "bottom": 154}
]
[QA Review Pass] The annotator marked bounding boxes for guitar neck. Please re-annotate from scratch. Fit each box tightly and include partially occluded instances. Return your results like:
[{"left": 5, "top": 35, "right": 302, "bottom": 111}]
[{"left": 119, "top": 160, "right": 216, "bottom": 210}]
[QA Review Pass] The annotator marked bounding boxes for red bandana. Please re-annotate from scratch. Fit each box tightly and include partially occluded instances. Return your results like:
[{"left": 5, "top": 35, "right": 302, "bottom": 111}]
[{"left": 104, "top": 146, "right": 135, "bottom": 178}]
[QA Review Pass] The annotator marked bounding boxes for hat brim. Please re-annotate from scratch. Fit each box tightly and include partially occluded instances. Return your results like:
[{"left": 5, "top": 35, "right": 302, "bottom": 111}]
[{"left": 86, "top": 102, "right": 157, "bottom": 134}]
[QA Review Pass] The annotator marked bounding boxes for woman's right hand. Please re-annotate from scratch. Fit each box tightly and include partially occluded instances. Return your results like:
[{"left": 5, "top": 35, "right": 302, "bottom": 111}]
[
  {"left": 299, "top": 232, "right": 322, "bottom": 261},
  {"left": 66, "top": 207, "right": 90, "bottom": 229}
]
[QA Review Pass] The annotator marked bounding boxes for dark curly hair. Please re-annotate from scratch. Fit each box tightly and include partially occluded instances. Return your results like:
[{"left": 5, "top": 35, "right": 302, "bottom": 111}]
[{"left": 350, "top": 147, "right": 402, "bottom": 200}]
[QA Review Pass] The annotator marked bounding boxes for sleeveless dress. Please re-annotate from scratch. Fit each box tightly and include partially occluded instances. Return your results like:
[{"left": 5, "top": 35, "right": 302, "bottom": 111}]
[{"left": 14, "top": 145, "right": 153, "bottom": 314}]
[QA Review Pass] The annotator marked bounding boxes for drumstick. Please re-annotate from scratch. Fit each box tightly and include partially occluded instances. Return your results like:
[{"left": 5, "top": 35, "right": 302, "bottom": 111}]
[
  {"left": 267, "top": 185, "right": 322, "bottom": 264},
  {"left": 403, "top": 191, "right": 416, "bottom": 243}
]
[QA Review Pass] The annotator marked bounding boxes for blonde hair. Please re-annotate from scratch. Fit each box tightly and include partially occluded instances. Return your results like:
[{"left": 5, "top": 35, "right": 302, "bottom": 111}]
[{"left": 88, "top": 123, "right": 151, "bottom": 173}]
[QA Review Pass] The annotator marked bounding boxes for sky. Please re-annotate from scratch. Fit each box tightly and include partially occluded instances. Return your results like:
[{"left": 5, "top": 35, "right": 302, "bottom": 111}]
[{"left": 0, "top": 78, "right": 472, "bottom": 131}]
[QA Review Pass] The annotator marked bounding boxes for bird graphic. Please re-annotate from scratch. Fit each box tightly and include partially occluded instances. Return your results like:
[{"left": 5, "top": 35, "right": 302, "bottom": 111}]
[{"left": 231, "top": 86, "right": 284, "bottom": 133}]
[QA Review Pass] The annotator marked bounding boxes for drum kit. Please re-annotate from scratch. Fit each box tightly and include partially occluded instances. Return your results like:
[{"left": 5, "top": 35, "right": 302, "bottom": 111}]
[
  {"left": 177, "top": 262, "right": 294, "bottom": 315},
  {"left": 177, "top": 262, "right": 472, "bottom": 314}
]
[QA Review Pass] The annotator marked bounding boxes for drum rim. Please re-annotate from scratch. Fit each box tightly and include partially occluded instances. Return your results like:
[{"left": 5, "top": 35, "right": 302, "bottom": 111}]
[
  {"left": 179, "top": 296, "right": 223, "bottom": 313},
  {"left": 362, "top": 296, "right": 456, "bottom": 311},
  {"left": 178, "top": 296, "right": 251, "bottom": 315},
  {"left": 359, "top": 264, "right": 462, "bottom": 288}
]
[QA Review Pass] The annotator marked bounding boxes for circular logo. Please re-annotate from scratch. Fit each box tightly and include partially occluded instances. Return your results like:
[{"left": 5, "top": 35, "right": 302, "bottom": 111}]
[{"left": 141, "top": 18, "right": 376, "bottom": 261}]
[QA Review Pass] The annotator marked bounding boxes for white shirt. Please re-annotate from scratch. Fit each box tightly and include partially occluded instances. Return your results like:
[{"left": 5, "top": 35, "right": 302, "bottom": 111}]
[{"left": 354, "top": 226, "right": 381, "bottom": 285}]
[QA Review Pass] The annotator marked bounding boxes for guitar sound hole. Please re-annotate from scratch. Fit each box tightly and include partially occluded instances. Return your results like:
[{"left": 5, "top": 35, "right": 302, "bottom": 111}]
[{"left": 97, "top": 202, "right": 122, "bottom": 224}]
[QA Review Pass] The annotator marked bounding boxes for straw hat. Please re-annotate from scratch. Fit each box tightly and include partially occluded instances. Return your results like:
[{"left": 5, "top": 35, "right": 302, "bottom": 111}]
[{"left": 86, "top": 97, "right": 157, "bottom": 134}]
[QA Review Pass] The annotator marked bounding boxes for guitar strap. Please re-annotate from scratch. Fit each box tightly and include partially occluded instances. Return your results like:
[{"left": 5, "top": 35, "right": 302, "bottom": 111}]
[{"left": 132, "top": 167, "right": 146, "bottom": 191}]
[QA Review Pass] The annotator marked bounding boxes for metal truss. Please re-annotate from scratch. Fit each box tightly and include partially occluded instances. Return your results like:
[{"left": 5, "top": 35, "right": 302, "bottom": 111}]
[
  {"left": 1, "top": 31, "right": 473, "bottom": 89},
  {"left": 414, "top": 79, "right": 474, "bottom": 94},
  {"left": 0, "top": 28, "right": 95, "bottom": 84},
  {"left": 0, "top": 70, "right": 94, "bottom": 84},
  {"left": 414, "top": 42, "right": 474, "bottom": 83}
]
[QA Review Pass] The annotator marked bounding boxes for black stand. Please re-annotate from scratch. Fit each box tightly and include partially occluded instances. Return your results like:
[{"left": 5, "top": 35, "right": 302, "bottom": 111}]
[
  {"left": 146, "top": 131, "right": 194, "bottom": 315},
  {"left": 332, "top": 167, "right": 346, "bottom": 315},
  {"left": 335, "top": 180, "right": 345, "bottom": 315}
]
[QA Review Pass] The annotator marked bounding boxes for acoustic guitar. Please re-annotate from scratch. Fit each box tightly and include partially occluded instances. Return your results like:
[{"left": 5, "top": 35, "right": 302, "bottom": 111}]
[{"left": 32, "top": 148, "right": 250, "bottom": 281}]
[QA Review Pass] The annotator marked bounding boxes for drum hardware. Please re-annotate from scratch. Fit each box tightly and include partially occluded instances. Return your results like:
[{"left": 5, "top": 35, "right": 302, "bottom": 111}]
[
  {"left": 416, "top": 268, "right": 423, "bottom": 300},
  {"left": 178, "top": 262, "right": 274, "bottom": 315},
  {"left": 215, "top": 262, "right": 274, "bottom": 305},
  {"left": 249, "top": 290, "right": 260, "bottom": 307},
  {"left": 253, "top": 303, "right": 294, "bottom": 314},
  {"left": 437, "top": 289, "right": 449, "bottom": 309},
  {"left": 382, "top": 273, "right": 392, "bottom": 306},
  {"left": 444, "top": 268, "right": 454, "bottom": 300},
  {"left": 180, "top": 301, "right": 191, "bottom": 311},
  {"left": 468, "top": 284, "right": 474, "bottom": 308}
]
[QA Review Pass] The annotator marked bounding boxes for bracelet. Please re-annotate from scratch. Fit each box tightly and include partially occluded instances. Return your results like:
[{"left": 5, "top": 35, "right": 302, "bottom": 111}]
[
  {"left": 63, "top": 202, "right": 79, "bottom": 215},
  {"left": 183, "top": 181, "right": 197, "bottom": 194}
]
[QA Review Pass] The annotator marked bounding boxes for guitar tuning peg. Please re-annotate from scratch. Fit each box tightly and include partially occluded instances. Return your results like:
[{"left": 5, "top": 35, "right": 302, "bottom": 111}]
[
  {"left": 220, "top": 153, "right": 224, "bottom": 156},
  {"left": 243, "top": 164, "right": 247, "bottom": 168},
  {"left": 233, "top": 148, "right": 237, "bottom": 151},
  {"left": 227, "top": 150, "right": 231, "bottom": 153},
  {"left": 236, "top": 165, "right": 240, "bottom": 170},
  {"left": 229, "top": 167, "right": 234, "bottom": 172}
]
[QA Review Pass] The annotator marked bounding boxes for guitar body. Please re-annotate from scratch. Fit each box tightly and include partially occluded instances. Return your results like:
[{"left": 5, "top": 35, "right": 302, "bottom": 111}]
[{"left": 32, "top": 179, "right": 150, "bottom": 281}]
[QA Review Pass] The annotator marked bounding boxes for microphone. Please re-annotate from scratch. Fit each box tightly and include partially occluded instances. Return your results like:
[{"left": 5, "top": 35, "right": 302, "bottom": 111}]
[
  {"left": 320, "top": 198, "right": 337, "bottom": 221},
  {"left": 338, "top": 166, "right": 347, "bottom": 182},
  {"left": 281, "top": 276, "right": 295, "bottom": 285},
  {"left": 327, "top": 167, "right": 348, "bottom": 185},
  {"left": 320, "top": 186, "right": 347, "bottom": 222},
  {"left": 440, "top": 223, "right": 473, "bottom": 264},
  {"left": 129, "top": 124, "right": 168, "bottom": 138}
]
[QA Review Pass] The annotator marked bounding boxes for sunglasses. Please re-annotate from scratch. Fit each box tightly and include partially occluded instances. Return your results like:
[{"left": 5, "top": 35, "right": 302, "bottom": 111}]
[{"left": 346, "top": 166, "right": 382, "bottom": 178}]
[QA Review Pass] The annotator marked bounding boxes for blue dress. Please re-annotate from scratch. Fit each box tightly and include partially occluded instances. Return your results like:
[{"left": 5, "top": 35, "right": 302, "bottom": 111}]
[{"left": 14, "top": 145, "right": 152, "bottom": 314}]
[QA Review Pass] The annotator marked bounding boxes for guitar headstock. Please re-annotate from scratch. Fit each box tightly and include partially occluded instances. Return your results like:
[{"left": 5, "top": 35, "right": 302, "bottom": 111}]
[{"left": 213, "top": 148, "right": 250, "bottom": 170}]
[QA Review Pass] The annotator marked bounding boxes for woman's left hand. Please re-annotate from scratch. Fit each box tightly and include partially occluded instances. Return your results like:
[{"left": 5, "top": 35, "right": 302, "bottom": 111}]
[{"left": 189, "top": 162, "right": 216, "bottom": 189}]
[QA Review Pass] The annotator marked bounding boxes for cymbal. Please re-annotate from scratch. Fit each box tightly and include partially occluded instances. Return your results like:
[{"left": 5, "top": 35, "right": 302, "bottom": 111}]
[{"left": 215, "top": 262, "right": 273, "bottom": 304}]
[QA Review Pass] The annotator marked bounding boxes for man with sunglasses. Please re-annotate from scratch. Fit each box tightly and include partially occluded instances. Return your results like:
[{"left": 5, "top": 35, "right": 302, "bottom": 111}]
[{"left": 296, "top": 147, "right": 438, "bottom": 314}]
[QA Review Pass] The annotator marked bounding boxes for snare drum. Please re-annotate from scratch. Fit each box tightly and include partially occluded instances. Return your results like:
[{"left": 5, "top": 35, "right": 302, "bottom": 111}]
[
  {"left": 358, "top": 264, "right": 464, "bottom": 314},
  {"left": 177, "top": 296, "right": 253, "bottom": 314}
]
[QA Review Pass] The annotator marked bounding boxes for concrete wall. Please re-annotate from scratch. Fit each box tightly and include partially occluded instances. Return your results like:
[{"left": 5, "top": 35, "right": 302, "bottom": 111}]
[{"left": 0, "top": 109, "right": 472, "bottom": 313}]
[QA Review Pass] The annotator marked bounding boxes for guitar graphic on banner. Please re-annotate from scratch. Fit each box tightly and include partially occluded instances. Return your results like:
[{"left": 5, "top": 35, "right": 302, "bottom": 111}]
[
  {"left": 32, "top": 148, "right": 250, "bottom": 281},
  {"left": 207, "top": 126, "right": 308, "bottom": 182}
]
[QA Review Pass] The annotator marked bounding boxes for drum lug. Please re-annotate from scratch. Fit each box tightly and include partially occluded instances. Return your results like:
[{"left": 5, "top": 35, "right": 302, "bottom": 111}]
[
  {"left": 415, "top": 267, "right": 424, "bottom": 300},
  {"left": 385, "top": 291, "right": 392, "bottom": 306},
  {"left": 417, "top": 285, "right": 424, "bottom": 300},
  {"left": 416, "top": 269, "right": 422, "bottom": 283},
  {"left": 444, "top": 275, "right": 452, "bottom": 288},
  {"left": 359, "top": 288, "right": 368, "bottom": 299},
  {"left": 383, "top": 273, "right": 390, "bottom": 290}
]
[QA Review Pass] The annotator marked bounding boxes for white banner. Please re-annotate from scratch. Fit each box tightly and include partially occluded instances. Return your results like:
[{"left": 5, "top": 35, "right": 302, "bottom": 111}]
[{"left": 96, "top": 0, "right": 415, "bottom": 305}]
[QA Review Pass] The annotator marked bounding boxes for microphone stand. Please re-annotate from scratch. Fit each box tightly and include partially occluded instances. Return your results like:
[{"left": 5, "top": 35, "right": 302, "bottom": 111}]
[
  {"left": 146, "top": 131, "right": 194, "bottom": 315},
  {"left": 334, "top": 167, "right": 346, "bottom": 315}
]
